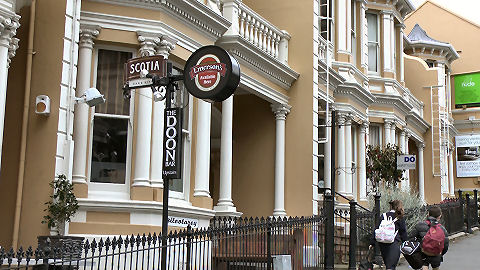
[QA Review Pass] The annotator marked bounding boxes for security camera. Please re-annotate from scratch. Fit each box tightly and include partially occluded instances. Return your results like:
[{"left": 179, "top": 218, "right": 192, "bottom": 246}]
[{"left": 75, "top": 88, "right": 105, "bottom": 107}]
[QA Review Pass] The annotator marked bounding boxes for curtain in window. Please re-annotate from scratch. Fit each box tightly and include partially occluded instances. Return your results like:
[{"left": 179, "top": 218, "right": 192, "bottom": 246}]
[
  {"left": 95, "top": 49, "right": 132, "bottom": 115},
  {"left": 369, "top": 125, "right": 380, "bottom": 146}
]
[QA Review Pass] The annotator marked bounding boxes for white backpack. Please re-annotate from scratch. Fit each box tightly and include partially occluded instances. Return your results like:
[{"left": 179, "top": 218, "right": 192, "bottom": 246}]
[{"left": 375, "top": 213, "right": 398, "bottom": 244}]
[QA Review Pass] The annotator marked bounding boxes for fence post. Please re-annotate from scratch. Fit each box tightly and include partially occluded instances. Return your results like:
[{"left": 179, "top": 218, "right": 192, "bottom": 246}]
[
  {"left": 466, "top": 194, "right": 473, "bottom": 233},
  {"left": 267, "top": 217, "right": 272, "bottom": 270},
  {"left": 474, "top": 189, "right": 479, "bottom": 226},
  {"left": 324, "top": 193, "right": 334, "bottom": 270},
  {"left": 374, "top": 193, "right": 382, "bottom": 265},
  {"left": 186, "top": 225, "right": 192, "bottom": 270},
  {"left": 348, "top": 201, "right": 358, "bottom": 270},
  {"left": 459, "top": 190, "right": 465, "bottom": 232}
]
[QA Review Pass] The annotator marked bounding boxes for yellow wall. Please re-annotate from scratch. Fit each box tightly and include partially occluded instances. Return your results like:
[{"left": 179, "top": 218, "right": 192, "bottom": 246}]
[{"left": 0, "top": 5, "right": 30, "bottom": 248}]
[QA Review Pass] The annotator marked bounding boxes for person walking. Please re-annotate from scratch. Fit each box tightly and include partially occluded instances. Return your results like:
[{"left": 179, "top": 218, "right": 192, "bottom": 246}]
[
  {"left": 375, "top": 200, "right": 408, "bottom": 270},
  {"left": 409, "top": 206, "right": 449, "bottom": 270}
]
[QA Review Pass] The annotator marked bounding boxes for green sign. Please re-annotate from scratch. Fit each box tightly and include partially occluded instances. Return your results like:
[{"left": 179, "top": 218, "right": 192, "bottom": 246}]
[{"left": 455, "top": 72, "right": 480, "bottom": 108}]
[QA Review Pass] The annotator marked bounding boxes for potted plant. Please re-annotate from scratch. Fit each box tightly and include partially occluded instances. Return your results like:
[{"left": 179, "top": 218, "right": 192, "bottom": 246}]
[{"left": 38, "top": 174, "right": 83, "bottom": 262}]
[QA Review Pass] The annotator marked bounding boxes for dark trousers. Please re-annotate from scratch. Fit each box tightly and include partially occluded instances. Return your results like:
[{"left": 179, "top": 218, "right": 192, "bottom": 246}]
[{"left": 379, "top": 241, "right": 401, "bottom": 269}]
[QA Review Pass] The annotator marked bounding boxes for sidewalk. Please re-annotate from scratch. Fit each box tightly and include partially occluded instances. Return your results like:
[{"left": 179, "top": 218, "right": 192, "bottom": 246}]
[{"left": 396, "top": 230, "right": 480, "bottom": 269}]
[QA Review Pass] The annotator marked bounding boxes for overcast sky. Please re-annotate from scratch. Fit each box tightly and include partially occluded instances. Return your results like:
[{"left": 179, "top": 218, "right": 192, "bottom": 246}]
[{"left": 409, "top": 0, "right": 480, "bottom": 25}]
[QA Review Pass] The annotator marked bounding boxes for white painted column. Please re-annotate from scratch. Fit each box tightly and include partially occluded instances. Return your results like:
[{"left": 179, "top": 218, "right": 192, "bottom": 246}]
[
  {"left": 337, "top": 114, "right": 346, "bottom": 193},
  {"left": 390, "top": 122, "right": 396, "bottom": 146},
  {"left": 384, "top": 120, "right": 391, "bottom": 146},
  {"left": 132, "top": 33, "right": 159, "bottom": 187},
  {"left": 399, "top": 130, "right": 407, "bottom": 191},
  {"left": 72, "top": 25, "right": 100, "bottom": 184},
  {"left": 346, "top": 0, "right": 352, "bottom": 53},
  {"left": 345, "top": 116, "right": 353, "bottom": 195},
  {"left": 448, "top": 150, "right": 455, "bottom": 197},
  {"left": 193, "top": 100, "right": 212, "bottom": 197},
  {"left": 381, "top": 11, "right": 394, "bottom": 73},
  {"left": 359, "top": 122, "right": 368, "bottom": 200},
  {"left": 359, "top": 0, "right": 368, "bottom": 70},
  {"left": 324, "top": 112, "right": 332, "bottom": 189},
  {"left": 270, "top": 104, "right": 290, "bottom": 217},
  {"left": 404, "top": 132, "right": 411, "bottom": 190},
  {"left": 150, "top": 36, "right": 176, "bottom": 188},
  {"left": 417, "top": 142, "right": 425, "bottom": 202},
  {"left": 397, "top": 23, "right": 405, "bottom": 83},
  {"left": 0, "top": 17, "right": 19, "bottom": 172},
  {"left": 215, "top": 96, "right": 238, "bottom": 215}
]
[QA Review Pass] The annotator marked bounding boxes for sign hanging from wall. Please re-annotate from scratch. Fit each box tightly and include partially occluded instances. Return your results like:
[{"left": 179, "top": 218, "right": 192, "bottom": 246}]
[
  {"left": 455, "top": 135, "right": 480, "bottom": 177},
  {"left": 162, "top": 108, "right": 183, "bottom": 179},
  {"left": 454, "top": 72, "right": 480, "bottom": 108},
  {"left": 184, "top": 45, "right": 240, "bottom": 102},
  {"left": 397, "top": 155, "right": 416, "bottom": 170},
  {"left": 124, "top": 55, "right": 167, "bottom": 87}
]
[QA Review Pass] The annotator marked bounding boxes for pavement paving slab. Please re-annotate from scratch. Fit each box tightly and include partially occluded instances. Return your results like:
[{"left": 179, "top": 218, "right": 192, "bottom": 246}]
[{"left": 396, "top": 231, "right": 480, "bottom": 269}]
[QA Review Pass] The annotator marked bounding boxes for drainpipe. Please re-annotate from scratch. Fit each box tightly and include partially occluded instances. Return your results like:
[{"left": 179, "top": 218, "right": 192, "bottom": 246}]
[{"left": 12, "top": 0, "right": 36, "bottom": 250}]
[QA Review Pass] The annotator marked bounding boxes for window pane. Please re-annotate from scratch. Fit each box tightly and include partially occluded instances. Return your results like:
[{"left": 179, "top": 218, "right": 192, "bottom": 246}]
[
  {"left": 96, "top": 49, "right": 132, "bottom": 115},
  {"left": 367, "top": 14, "right": 377, "bottom": 42},
  {"left": 91, "top": 117, "right": 128, "bottom": 184},
  {"left": 369, "top": 125, "right": 380, "bottom": 146},
  {"left": 368, "top": 44, "right": 378, "bottom": 72}
]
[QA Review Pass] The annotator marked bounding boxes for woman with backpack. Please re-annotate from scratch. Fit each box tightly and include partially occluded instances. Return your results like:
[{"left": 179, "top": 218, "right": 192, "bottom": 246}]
[
  {"left": 375, "top": 200, "right": 408, "bottom": 270},
  {"left": 409, "top": 206, "right": 449, "bottom": 270}
]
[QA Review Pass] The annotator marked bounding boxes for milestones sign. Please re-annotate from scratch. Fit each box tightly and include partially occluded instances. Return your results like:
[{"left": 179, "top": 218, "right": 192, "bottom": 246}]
[
  {"left": 162, "top": 108, "right": 183, "bottom": 179},
  {"left": 455, "top": 135, "right": 480, "bottom": 177}
]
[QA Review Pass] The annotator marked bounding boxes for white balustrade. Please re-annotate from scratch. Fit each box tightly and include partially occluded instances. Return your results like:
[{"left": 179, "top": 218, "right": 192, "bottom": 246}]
[{"left": 222, "top": 0, "right": 290, "bottom": 64}]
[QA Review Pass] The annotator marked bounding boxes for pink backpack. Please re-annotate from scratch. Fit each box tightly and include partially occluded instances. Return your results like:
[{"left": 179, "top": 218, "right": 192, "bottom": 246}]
[{"left": 421, "top": 220, "right": 445, "bottom": 256}]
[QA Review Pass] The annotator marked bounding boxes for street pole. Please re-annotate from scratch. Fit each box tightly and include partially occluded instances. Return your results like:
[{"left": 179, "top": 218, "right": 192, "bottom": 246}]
[{"left": 325, "top": 109, "right": 335, "bottom": 270}]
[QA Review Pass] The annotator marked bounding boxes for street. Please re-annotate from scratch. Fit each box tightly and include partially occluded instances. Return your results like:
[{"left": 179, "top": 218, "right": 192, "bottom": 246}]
[{"left": 396, "top": 231, "right": 480, "bottom": 269}]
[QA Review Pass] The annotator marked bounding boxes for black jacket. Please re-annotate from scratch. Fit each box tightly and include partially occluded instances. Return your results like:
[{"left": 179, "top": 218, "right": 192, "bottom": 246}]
[{"left": 409, "top": 216, "right": 449, "bottom": 255}]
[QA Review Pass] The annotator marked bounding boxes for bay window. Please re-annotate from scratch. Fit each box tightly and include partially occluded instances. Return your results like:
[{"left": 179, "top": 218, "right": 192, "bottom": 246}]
[{"left": 367, "top": 13, "right": 379, "bottom": 73}]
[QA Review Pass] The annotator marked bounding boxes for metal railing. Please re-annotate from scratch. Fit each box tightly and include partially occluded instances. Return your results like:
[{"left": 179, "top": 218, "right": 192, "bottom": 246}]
[{"left": 0, "top": 215, "right": 326, "bottom": 270}]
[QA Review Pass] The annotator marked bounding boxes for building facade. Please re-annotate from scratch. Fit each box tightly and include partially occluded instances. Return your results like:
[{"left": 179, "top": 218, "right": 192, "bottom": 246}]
[{"left": 0, "top": 0, "right": 466, "bottom": 249}]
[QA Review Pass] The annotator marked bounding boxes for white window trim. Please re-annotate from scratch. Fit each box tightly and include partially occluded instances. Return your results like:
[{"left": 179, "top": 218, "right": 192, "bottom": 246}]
[
  {"left": 367, "top": 12, "right": 380, "bottom": 75},
  {"left": 87, "top": 45, "right": 136, "bottom": 201}
]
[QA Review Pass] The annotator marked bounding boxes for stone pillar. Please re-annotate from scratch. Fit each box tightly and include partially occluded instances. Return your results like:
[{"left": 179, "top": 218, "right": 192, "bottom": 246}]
[
  {"left": 150, "top": 36, "right": 176, "bottom": 190},
  {"left": 359, "top": 0, "right": 368, "bottom": 71},
  {"left": 384, "top": 120, "right": 391, "bottom": 146},
  {"left": 448, "top": 150, "right": 455, "bottom": 197},
  {"left": 397, "top": 23, "right": 405, "bottom": 83},
  {"left": 345, "top": 116, "right": 353, "bottom": 196},
  {"left": 132, "top": 33, "right": 159, "bottom": 188},
  {"left": 324, "top": 111, "right": 332, "bottom": 189},
  {"left": 215, "top": 96, "right": 239, "bottom": 216},
  {"left": 193, "top": 100, "right": 212, "bottom": 197},
  {"left": 72, "top": 25, "right": 100, "bottom": 185},
  {"left": 417, "top": 142, "right": 425, "bottom": 202},
  {"left": 336, "top": 0, "right": 350, "bottom": 56},
  {"left": 359, "top": 121, "right": 368, "bottom": 200},
  {"left": 337, "top": 113, "right": 346, "bottom": 193},
  {"left": 390, "top": 121, "right": 396, "bottom": 146},
  {"left": 270, "top": 104, "right": 290, "bottom": 217}
]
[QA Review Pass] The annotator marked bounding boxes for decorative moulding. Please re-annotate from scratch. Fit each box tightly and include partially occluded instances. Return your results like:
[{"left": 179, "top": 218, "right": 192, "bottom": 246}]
[
  {"left": 88, "top": 0, "right": 230, "bottom": 40},
  {"left": 239, "top": 73, "right": 289, "bottom": 105},
  {"left": 334, "top": 82, "right": 376, "bottom": 109},
  {"left": 406, "top": 112, "right": 430, "bottom": 134},
  {"left": 216, "top": 35, "right": 299, "bottom": 90}
]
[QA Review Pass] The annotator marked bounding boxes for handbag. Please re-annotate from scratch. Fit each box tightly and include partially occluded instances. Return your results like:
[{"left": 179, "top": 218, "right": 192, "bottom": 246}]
[{"left": 400, "top": 240, "right": 420, "bottom": 255}]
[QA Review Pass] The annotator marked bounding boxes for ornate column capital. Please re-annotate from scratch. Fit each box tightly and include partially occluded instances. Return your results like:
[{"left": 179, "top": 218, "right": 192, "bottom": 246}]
[
  {"left": 271, "top": 103, "right": 291, "bottom": 121},
  {"left": 0, "top": 16, "right": 20, "bottom": 48},
  {"left": 416, "top": 142, "right": 426, "bottom": 150},
  {"left": 137, "top": 31, "right": 160, "bottom": 57},
  {"left": 360, "top": 121, "right": 369, "bottom": 133},
  {"left": 384, "top": 119, "right": 394, "bottom": 128},
  {"left": 7, "top": 37, "right": 18, "bottom": 68},
  {"left": 336, "top": 112, "right": 347, "bottom": 125},
  {"left": 79, "top": 24, "right": 100, "bottom": 50},
  {"left": 157, "top": 35, "right": 177, "bottom": 59}
]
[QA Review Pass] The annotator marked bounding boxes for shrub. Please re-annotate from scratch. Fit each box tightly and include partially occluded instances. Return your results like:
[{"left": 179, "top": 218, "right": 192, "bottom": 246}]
[{"left": 366, "top": 144, "right": 405, "bottom": 191}]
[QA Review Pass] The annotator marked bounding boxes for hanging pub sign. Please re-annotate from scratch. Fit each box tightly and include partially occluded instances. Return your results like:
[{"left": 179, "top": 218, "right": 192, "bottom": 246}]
[
  {"left": 184, "top": 45, "right": 240, "bottom": 102},
  {"left": 162, "top": 108, "right": 183, "bottom": 179},
  {"left": 124, "top": 55, "right": 167, "bottom": 88}
]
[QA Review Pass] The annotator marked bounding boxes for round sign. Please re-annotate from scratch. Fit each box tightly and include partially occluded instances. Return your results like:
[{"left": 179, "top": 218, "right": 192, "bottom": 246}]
[{"left": 184, "top": 46, "right": 240, "bottom": 102}]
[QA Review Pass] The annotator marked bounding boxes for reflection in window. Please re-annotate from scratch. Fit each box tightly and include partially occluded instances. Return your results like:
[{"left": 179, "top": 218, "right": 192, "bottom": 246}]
[{"left": 91, "top": 49, "right": 132, "bottom": 184}]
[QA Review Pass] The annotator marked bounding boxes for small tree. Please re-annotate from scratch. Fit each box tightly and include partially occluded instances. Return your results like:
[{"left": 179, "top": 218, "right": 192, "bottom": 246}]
[
  {"left": 366, "top": 143, "right": 405, "bottom": 192},
  {"left": 42, "top": 174, "right": 79, "bottom": 235}
]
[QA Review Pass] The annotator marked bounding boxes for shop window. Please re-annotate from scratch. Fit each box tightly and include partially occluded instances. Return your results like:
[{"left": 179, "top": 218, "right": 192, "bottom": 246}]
[{"left": 367, "top": 13, "right": 379, "bottom": 73}]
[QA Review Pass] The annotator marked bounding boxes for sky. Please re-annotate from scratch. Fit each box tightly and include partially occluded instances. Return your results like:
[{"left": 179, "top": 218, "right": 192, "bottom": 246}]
[{"left": 409, "top": 0, "right": 480, "bottom": 25}]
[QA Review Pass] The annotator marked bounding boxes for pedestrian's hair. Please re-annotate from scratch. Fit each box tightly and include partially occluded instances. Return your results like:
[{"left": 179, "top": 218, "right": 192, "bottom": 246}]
[
  {"left": 389, "top": 200, "right": 404, "bottom": 219},
  {"left": 428, "top": 206, "right": 442, "bottom": 218}
]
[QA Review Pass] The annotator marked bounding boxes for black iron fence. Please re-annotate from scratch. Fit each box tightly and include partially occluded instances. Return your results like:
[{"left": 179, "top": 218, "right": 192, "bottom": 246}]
[{"left": 0, "top": 215, "right": 326, "bottom": 270}]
